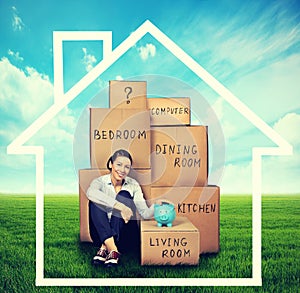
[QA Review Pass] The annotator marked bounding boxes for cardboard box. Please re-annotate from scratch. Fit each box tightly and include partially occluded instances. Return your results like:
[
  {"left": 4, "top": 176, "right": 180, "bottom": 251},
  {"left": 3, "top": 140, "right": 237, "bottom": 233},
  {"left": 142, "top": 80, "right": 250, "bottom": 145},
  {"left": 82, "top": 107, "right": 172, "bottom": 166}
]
[
  {"left": 79, "top": 169, "right": 106, "bottom": 242},
  {"left": 140, "top": 217, "right": 199, "bottom": 265},
  {"left": 90, "top": 108, "right": 151, "bottom": 169},
  {"left": 150, "top": 186, "right": 220, "bottom": 254},
  {"left": 79, "top": 168, "right": 151, "bottom": 242},
  {"left": 147, "top": 97, "right": 191, "bottom": 126},
  {"left": 151, "top": 126, "right": 208, "bottom": 187},
  {"left": 109, "top": 80, "right": 147, "bottom": 109}
]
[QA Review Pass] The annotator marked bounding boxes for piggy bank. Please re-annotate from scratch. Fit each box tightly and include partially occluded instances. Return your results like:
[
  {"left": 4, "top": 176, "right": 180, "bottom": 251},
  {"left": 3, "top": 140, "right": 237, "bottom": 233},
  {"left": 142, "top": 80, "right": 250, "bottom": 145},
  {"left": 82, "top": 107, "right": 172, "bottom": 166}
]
[{"left": 154, "top": 202, "right": 176, "bottom": 227}]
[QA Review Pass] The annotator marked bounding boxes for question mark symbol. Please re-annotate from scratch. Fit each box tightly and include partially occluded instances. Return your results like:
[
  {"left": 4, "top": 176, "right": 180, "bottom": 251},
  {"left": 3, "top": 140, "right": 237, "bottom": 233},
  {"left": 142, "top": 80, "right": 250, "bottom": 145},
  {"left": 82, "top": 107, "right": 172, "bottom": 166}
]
[{"left": 124, "top": 87, "right": 132, "bottom": 104}]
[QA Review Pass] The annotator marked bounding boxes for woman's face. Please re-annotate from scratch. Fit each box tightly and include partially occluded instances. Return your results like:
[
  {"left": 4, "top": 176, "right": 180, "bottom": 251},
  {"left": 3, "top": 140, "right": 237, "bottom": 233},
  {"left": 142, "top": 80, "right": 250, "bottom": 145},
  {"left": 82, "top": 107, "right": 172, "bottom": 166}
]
[{"left": 110, "top": 156, "right": 131, "bottom": 182}]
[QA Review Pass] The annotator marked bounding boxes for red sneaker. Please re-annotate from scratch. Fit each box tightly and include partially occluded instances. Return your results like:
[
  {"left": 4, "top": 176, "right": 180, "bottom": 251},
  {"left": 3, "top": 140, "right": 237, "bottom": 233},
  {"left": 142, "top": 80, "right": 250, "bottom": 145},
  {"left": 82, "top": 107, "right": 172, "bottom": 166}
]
[
  {"left": 92, "top": 248, "right": 108, "bottom": 265},
  {"left": 104, "top": 250, "right": 121, "bottom": 267}
]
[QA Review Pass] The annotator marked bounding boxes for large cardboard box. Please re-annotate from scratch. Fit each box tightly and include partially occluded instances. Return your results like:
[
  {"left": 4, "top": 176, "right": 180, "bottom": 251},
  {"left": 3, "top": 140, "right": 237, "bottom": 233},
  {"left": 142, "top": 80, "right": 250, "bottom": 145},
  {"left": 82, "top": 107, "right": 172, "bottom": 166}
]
[
  {"left": 150, "top": 186, "right": 220, "bottom": 254},
  {"left": 90, "top": 108, "right": 151, "bottom": 169},
  {"left": 151, "top": 126, "right": 208, "bottom": 187},
  {"left": 79, "top": 168, "right": 151, "bottom": 242},
  {"left": 109, "top": 80, "right": 147, "bottom": 109},
  {"left": 147, "top": 97, "right": 191, "bottom": 126},
  {"left": 140, "top": 217, "right": 199, "bottom": 265}
]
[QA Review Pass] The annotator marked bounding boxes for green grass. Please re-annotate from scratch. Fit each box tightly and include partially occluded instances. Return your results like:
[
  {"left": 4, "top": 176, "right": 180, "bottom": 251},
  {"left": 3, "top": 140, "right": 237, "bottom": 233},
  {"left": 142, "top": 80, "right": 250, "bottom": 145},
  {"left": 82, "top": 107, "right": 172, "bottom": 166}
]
[{"left": 0, "top": 194, "right": 299, "bottom": 292}]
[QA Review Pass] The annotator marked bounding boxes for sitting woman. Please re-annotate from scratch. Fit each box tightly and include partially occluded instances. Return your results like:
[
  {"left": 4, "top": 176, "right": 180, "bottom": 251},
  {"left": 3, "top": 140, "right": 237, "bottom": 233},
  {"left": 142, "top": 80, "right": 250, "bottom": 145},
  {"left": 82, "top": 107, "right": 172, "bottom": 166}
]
[{"left": 87, "top": 149, "right": 154, "bottom": 267}]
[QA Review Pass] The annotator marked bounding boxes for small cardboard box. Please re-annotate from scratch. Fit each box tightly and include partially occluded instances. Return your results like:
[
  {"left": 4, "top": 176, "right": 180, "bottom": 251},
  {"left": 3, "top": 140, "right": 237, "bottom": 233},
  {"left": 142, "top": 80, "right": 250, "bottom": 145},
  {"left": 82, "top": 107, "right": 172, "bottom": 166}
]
[
  {"left": 151, "top": 126, "right": 208, "bottom": 187},
  {"left": 90, "top": 108, "right": 151, "bottom": 169},
  {"left": 147, "top": 97, "right": 191, "bottom": 126},
  {"left": 150, "top": 186, "right": 220, "bottom": 254},
  {"left": 140, "top": 217, "right": 199, "bottom": 265},
  {"left": 79, "top": 168, "right": 151, "bottom": 242},
  {"left": 109, "top": 80, "right": 147, "bottom": 109}
]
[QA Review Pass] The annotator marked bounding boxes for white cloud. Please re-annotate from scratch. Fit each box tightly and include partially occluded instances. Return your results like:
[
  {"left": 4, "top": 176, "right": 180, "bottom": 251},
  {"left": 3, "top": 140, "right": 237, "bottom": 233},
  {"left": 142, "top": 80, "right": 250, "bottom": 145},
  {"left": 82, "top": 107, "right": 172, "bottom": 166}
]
[
  {"left": 260, "top": 112, "right": 300, "bottom": 194},
  {"left": 230, "top": 53, "right": 300, "bottom": 123},
  {"left": 273, "top": 112, "right": 300, "bottom": 147},
  {"left": 262, "top": 150, "right": 300, "bottom": 194},
  {"left": 210, "top": 96, "right": 251, "bottom": 142},
  {"left": 0, "top": 57, "right": 53, "bottom": 127},
  {"left": 0, "top": 146, "right": 35, "bottom": 169},
  {"left": 0, "top": 57, "right": 80, "bottom": 193},
  {"left": 220, "top": 163, "right": 252, "bottom": 194},
  {"left": 0, "top": 58, "right": 76, "bottom": 159},
  {"left": 183, "top": 2, "right": 300, "bottom": 83},
  {"left": 82, "top": 47, "right": 97, "bottom": 72},
  {"left": 137, "top": 43, "right": 156, "bottom": 60},
  {"left": 0, "top": 172, "right": 35, "bottom": 194},
  {"left": 8, "top": 49, "right": 24, "bottom": 61},
  {"left": 215, "top": 112, "right": 300, "bottom": 194},
  {"left": 12, "top": 6, "right": 25, "bottom": 31},
  {"left": 44, "top": 175, "right": 78, "bottom": 194},
  {"left": 115, "top": 75, "right": 123, "bottom": 80},
  {"left": 220, "top": 154, "right": 299, "bottom": 195},
  {"left": 212, "top": 17, "right": 299, "bottom": 71}
]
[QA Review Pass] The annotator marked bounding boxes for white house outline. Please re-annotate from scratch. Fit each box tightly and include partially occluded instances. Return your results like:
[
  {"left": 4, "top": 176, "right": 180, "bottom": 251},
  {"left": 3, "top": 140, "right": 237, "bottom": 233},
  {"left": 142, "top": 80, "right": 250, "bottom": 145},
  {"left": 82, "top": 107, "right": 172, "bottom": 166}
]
[{"left": 6, "top": 20, "right": 293, "bottom": 287}]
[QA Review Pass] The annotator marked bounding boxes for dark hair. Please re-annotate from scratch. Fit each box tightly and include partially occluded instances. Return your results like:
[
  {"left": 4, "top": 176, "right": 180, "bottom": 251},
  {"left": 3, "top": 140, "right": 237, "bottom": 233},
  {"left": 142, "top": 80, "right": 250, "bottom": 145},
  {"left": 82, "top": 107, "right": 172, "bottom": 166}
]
[{"left": 106, "top": 149, "right": 133, "bottom": 171}]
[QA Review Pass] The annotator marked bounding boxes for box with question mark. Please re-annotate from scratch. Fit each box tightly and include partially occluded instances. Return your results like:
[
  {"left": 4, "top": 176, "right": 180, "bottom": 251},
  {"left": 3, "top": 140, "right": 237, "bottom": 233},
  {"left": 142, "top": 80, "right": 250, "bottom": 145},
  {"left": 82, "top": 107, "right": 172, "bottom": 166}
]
[{"left": 109, "top": 80, "right": 147, "bottom": 109}]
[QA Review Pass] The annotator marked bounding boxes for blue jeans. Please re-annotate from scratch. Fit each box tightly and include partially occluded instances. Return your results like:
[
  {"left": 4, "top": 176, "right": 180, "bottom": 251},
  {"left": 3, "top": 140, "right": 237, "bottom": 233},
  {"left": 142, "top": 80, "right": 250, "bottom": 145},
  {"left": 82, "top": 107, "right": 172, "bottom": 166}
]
[{"left": 89, "top": 190, "right": 136, "bottom": 247}]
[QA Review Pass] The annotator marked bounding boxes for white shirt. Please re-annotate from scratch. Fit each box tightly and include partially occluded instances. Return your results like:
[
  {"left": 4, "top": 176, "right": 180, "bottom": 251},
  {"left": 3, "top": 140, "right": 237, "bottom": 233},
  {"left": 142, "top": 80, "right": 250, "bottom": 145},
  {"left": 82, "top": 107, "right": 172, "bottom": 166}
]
[{"left": 87, "top": 173, "right": 154, "bottom": 219}]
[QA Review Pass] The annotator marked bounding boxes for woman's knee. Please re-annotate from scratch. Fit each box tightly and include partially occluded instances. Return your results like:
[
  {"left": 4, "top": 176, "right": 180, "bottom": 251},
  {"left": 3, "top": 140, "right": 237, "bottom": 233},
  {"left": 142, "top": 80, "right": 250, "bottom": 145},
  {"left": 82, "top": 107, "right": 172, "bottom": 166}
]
[
  {"left": 116, "top": 190, "right": 135, "bottom": 211},
  {"left": 117, "top": 190, "right": 132, "bottom": 199}
]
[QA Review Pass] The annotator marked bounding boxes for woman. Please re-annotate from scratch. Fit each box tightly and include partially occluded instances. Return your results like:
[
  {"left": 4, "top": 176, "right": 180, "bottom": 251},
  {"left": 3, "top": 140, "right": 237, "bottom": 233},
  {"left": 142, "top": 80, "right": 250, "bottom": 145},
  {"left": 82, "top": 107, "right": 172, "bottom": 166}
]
[{"left": 87, "top": 149, "right": 154, "bottom": 267}]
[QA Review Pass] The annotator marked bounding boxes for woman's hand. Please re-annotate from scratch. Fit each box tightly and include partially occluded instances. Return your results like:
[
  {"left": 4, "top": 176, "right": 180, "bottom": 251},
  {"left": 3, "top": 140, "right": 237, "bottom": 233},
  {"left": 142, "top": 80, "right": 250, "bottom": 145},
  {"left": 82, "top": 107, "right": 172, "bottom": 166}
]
[
  {"left": 114, "top": 202, "right": 133, "bottom": 223},
  {"left": 120, "top": 205, "right": 133, "bottom": 223},
  {"left": 155, "top": 199, "right": 174, "bottom": 206}
]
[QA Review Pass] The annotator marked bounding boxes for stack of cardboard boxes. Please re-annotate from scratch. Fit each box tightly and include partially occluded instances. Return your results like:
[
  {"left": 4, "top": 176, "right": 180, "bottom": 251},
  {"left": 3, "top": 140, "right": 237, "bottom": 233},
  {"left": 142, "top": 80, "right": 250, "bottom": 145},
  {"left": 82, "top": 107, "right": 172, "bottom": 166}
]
[
  {"left": 79, "top": 81, "right": 152, "bottom": 242},
  {"left": 79, "top": 80, "right": 220, "bottom": 265}
]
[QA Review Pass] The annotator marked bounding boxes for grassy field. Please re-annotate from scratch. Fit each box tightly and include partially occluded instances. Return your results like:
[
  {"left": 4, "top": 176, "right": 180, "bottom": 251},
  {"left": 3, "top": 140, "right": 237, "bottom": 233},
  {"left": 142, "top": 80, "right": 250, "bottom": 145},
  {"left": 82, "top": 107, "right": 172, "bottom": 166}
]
[{"left": 0, "top": 194, "right": 299, "bottom": 292}]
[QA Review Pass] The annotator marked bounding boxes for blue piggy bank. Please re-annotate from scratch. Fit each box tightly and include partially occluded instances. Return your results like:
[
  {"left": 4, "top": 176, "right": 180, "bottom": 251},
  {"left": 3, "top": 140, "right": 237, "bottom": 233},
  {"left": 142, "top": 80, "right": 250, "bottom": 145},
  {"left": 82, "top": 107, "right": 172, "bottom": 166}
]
[{"left": 154, "top": 202, "right": 176, "bottom": 227}]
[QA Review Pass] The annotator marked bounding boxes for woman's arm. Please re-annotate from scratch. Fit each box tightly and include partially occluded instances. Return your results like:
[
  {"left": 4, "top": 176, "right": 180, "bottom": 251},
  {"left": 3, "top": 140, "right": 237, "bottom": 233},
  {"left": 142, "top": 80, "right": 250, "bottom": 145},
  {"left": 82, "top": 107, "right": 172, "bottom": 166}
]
[
  {"left": 86, "top": 177, "right": 117, "bottom": 208},
  {"left": 132, "top": 184, "right": 154, "bottom": 219}
]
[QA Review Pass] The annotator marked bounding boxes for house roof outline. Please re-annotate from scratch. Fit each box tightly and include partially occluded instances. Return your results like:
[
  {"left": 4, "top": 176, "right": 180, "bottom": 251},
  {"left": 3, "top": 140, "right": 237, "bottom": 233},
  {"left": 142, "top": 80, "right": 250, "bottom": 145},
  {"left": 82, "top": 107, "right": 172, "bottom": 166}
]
[{"left": 7, "top": 20, "right": 293, "bottom": 287}]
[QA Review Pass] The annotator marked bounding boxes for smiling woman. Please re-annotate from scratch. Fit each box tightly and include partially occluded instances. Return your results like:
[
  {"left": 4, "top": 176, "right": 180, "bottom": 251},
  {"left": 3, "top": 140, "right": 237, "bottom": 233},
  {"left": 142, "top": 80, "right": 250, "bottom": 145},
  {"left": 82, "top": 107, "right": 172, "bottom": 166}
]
[{"left": 86, "top": 149, "right": 154, "bottom": 267}]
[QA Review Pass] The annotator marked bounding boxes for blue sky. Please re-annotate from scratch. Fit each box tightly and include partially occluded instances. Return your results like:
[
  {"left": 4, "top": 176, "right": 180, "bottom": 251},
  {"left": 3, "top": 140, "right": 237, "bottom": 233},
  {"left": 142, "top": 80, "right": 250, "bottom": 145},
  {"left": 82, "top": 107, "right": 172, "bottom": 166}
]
[{"left": 0, "top": 0, "right": 299, "bottom": 194}]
